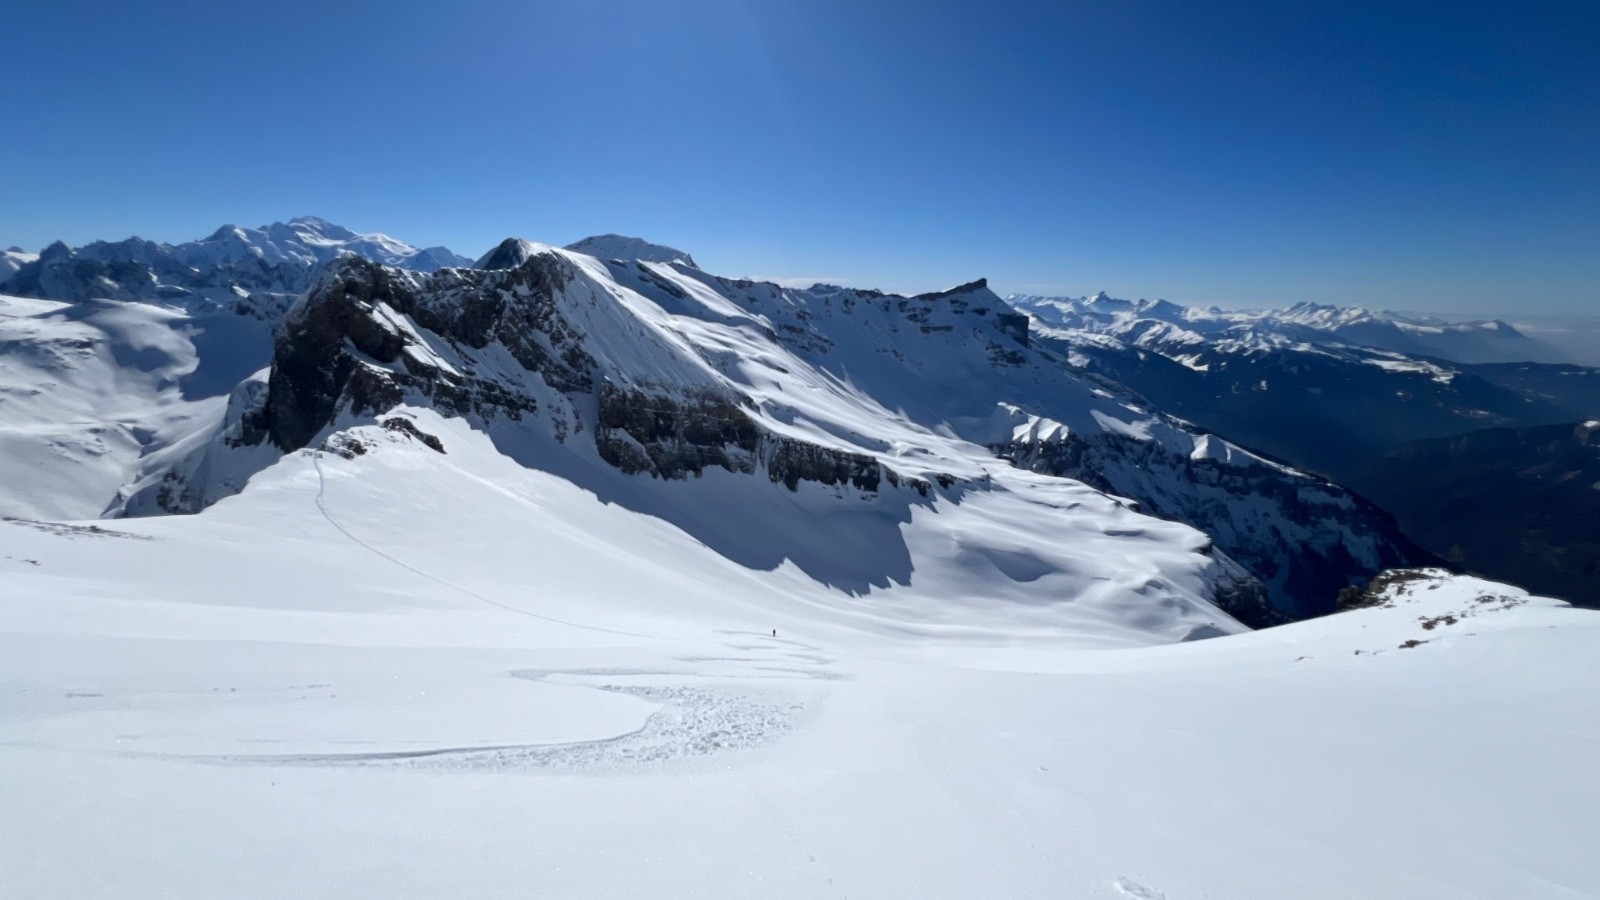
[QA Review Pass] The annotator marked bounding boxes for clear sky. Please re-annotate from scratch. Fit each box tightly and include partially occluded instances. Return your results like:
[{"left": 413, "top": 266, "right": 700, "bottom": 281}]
[{"left": 3, "top": 0, "right": 1596, "bottom": 313}]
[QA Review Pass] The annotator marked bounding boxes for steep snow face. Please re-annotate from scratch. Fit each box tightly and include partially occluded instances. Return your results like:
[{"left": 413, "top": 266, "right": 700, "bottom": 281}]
[
  {"left": 2, "top": 462, "right": 1594, "bottom": 899},
  {"left": 564, "top": 234, "right": 698, "bottom": 267}
]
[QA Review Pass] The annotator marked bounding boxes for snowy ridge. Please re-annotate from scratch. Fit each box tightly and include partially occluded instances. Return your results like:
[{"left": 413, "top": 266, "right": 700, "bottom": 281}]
[
  {"left": 564, "top": 234, "right": 698, "bottom": 267},
  {"left": 114, "top": 241, "right": 1421, "bottom": 622}
]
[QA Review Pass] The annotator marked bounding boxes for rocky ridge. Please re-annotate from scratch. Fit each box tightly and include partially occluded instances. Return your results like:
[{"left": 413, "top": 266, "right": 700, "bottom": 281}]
[{"left": 140, "top": 238, "right": 1428, "bottom": 622}]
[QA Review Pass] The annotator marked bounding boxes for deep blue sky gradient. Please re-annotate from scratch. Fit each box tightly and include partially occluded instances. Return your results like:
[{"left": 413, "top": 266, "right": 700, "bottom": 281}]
[{"left": 3, "top": 0, "right": 1596, "bottom": 312}]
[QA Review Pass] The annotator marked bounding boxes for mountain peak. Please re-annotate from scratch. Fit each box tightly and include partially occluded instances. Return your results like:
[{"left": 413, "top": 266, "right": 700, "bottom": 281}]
[
  {"left": 564, "top": 234, "right": 697, "bottom": 268},
  {"left": 475, "top": 238, "right": 553, "bottom": 271}
]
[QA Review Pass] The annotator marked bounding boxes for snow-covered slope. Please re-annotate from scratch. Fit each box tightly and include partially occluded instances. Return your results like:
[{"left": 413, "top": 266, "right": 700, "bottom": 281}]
[
  {"left": 0, "top": 293, "right": 271, "bottom": 519},
  {"left": 2, "top": 465, "right": 1593, "bottom": 898},
  {"left": 2, "top": 231, "right": 1592, "bottom": 898}
]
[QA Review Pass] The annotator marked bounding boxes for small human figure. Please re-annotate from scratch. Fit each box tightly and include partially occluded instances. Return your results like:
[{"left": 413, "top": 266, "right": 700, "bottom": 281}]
[{"left": 771, "top": 628, "right": 777, "bottom": 637}]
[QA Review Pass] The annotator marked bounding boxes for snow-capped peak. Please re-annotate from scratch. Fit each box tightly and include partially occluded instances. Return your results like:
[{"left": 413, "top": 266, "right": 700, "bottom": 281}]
[
  {"left": 564, "top": 234, "right": 697, "bottom": 268},
  {"left": 174, "top": 218, "right": 470, "bottom": 272},
  {"left": 474, "top": 238, "right": 555, "bottom": 270}
]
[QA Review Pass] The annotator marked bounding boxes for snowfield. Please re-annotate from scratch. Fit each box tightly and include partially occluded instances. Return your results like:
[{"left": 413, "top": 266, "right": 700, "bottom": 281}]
[
  {"left": 2, "top": 420, "right": 1595, "bottom": 899},
  {"left": 0, "top": 293, "right": 265, "bottom": 520},
  {"left": 1, "top": 228, "right": 1594, "bottom": 898}
]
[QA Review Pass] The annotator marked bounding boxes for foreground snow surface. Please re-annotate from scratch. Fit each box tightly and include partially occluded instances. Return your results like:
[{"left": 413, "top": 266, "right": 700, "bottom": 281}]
[{"left": 2, "top": 433, "right": 1596, "bottom": 899}]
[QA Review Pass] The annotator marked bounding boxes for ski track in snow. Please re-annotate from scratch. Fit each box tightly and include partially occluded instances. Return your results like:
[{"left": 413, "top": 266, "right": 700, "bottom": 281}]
[{"left": 186, "top": 659, "right": 826, "bottom": 773}]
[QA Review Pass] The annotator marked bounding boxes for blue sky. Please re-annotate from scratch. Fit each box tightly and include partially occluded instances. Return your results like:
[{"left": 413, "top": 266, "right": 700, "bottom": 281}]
[{"left": 3, "top": 0, "right": 1596, "bottom": 312}]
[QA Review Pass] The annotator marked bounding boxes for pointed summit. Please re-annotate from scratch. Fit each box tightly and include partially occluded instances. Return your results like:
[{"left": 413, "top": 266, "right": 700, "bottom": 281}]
[{"left": 474, "top": 238, "right": 550, "bottom": 271}]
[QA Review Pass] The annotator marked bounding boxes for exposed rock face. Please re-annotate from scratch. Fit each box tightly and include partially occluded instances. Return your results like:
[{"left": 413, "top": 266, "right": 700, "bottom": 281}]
[
  {"left": 261, "top": 262, "right": 412, "bottom": 452},
  {"left": 592, "top": 381, "right": 891, "bottom": 492},
  {"left": 995, "top": 311, "right": 1030, "bottom": 347},
  {"left": 766, "top": 438, "right": 883, "bottom": 493},
  {"left": 237, "top": 253, "right": 920, "bottom": 505},
  {"left": 595, "top": 383, "right": 759, "bottom": 477}
]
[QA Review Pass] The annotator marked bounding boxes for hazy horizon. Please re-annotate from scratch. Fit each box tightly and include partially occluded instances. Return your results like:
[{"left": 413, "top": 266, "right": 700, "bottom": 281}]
[{"left": 4, "top": 2, "right": 1595, "bottom": 314}]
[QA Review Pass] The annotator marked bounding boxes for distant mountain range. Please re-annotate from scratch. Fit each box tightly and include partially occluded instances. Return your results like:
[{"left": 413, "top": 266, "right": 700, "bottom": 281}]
[
  {"left": 1012, "top": 291, "right": 1600, "bottom": 606},
  {"left": 1017, "top": 292, "right": 1576, "bottom": 365}
]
